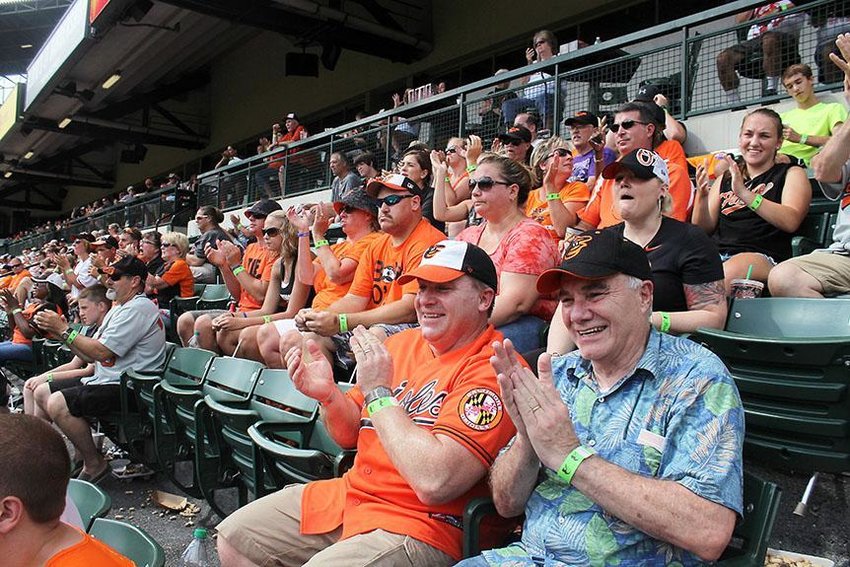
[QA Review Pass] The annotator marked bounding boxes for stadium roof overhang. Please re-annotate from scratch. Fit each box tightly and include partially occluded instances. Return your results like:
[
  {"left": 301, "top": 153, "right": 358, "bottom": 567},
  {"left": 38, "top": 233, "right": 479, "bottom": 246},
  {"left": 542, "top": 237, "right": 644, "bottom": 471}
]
[{"left": 0, "top": 0, "right": 432, "bottom": 212}]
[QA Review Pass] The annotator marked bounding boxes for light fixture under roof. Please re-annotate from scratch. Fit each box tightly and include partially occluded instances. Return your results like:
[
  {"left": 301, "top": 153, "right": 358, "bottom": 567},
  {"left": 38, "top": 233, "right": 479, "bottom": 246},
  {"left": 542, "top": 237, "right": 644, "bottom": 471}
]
[
  {"left": 58, "top": 117, "right": 72, "bottom": 129},
  {"left": 101, "top": 71, "right": 122, "bottom": 90},
  {"left": 20, "top": 44, "right": 32, "bottom": 49},
  {"left": 23, "top": 151, "right": 33, "bottom": 160},
  {"left": 3, "top": 172, "right": 11, "bottom": 179}
]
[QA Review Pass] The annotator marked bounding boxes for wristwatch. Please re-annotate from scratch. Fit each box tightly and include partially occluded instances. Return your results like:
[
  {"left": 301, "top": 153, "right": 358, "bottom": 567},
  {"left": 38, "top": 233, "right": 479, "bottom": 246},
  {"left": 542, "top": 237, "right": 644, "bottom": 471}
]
[
  {"left": 363, "top": 386, "right": 394, "bottom": 406},
  {"left": 60, "top": 327, "right": 73, "bottom": 343}
]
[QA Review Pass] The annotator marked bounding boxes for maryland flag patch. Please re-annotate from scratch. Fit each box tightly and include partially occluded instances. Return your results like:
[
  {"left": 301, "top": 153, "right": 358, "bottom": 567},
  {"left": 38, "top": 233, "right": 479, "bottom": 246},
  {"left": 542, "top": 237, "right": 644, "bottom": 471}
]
[{"left": 459, "top": 388, "right": 503, "bottom": 431}]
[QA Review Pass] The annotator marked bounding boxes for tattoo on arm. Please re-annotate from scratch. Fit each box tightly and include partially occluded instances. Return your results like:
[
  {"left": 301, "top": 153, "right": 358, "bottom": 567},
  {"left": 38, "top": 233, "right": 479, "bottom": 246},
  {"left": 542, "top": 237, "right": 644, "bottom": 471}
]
[{"left": 684, "top": 280, "right": 726, "bottom": 311}]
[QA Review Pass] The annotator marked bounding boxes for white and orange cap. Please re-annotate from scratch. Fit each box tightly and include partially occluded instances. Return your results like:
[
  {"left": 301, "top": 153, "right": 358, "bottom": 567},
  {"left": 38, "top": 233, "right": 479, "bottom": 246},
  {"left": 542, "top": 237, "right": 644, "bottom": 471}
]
[{"left": 397, "top": 240, "right": 498, "bottom": 291}]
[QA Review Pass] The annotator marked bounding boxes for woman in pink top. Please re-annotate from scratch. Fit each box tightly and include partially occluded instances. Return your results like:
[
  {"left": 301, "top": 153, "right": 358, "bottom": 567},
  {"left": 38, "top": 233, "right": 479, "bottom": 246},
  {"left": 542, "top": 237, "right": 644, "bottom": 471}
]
[{"left": 454, "top": 153, "right": 560, "bottom": 352}]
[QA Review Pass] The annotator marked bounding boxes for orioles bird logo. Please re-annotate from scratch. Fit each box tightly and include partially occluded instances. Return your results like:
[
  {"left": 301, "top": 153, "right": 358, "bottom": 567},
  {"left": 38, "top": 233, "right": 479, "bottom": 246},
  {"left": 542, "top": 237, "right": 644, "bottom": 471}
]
[
  {"left": 563, "top": 234, "right": 593, "bottom": 261},
  {"left": 635, "top": 148, "right": 656, "bottom": 166},
  {"left": 423, "top": 244, "right": 445, "bottom": 259}
]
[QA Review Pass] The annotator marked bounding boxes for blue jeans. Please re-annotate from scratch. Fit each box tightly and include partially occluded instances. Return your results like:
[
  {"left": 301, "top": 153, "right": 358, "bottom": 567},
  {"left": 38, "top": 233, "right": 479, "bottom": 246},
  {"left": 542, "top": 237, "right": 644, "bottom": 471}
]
[
  {"left": 497, "top": 315, "right": 545, "bottom": 354},
  {"left": 454, "top": 556, "right": 489, "bottom": 567},
  {"left": 0, "top": 341, "right": 33, "bottom": 363}
]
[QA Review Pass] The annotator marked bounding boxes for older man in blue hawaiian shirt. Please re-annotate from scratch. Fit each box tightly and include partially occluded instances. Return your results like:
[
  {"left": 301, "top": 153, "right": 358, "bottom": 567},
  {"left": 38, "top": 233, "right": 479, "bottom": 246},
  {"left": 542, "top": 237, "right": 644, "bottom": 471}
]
[{"left": 457, "top": 230, "right": 744, "bottom": 566}]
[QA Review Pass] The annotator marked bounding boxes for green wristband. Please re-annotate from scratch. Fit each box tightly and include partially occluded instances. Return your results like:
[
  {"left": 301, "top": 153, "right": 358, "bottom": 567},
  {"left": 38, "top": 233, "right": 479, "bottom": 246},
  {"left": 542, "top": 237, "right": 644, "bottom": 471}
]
[
  {"left": 366, "top": 396, "right": 398, "bottom": 417},
  {"left": 748, "top": 194, "right": 764, "bottom": 212},
  {"left": 65, "top": 268, "right": 75, "bottom": 275},
  {"left": 46, "top": 373, "right": 54, "bottom": 383},
  {"left": 546, "top": 193, "right": 561, "bottom": 201},
  {"left": 65, "top": 329, "right": 79, "bottom": 346},
  {"left": 314, "top": 239, "right": 329, "bottom": 248},
  {"left": 338, "top": 313, "right": 348, "bottom": 333},
  {"left": 466, "top": 164, "right": 477, "bottom": 173},
  {"left": 262, "top": 315, "right": 272, "bottom": 324},
  {"left": 231, "top": 265, "right": 245, "bottom": 276},
  {"left": 659, "top": 311, "right": 671, "bottom": 333},
  {"left": 556, "top": 445, "right": 596, "bottom": 485},
  {"left": 799, "top": 134, "right": 809, "bottom": 146}
]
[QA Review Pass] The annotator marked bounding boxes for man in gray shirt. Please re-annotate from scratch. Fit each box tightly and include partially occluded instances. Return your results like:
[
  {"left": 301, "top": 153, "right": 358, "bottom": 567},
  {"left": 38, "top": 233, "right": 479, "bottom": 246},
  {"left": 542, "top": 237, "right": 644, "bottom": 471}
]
[
  {"left": 34, "top": 255, "right": 166, "bottom": 483},
  {"left": 330, "top": 151, "right": 362, "bottom": 202}
]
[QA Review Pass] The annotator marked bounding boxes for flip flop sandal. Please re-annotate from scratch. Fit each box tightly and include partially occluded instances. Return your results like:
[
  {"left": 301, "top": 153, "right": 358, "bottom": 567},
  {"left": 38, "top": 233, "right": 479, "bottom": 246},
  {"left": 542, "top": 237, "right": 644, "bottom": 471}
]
[
  {"left": 112, "top": 463, "right": 155, "bottom": 480},
  {"left": 77, "top": 463, "right": 110, "bottom": 484}
]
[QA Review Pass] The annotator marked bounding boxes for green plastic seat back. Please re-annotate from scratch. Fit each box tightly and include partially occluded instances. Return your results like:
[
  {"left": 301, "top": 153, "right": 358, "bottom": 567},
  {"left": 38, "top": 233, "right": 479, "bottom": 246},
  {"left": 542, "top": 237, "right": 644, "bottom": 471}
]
[
  {"left": 193, "top": 283, "right": 206, "bottom": 296},
  {"left": 724, "top": 297, "right": 850, "bottom": 337},
  {"left": 196, "top": 284, "right": 231, "bottom": 310},
  {"left": 252, "top": 369, "right": 319, "bottom": 424},
  {"left": 202, "top": 356, "right": 264, "bottom": 405},
  {"left": 717, "top": 471, "right": 781, "bottom": 565},
  {"left": 89, "top": 518, "right": 165, "bottom": 567},
  {"left": 137, "top": 347, "right": 215, "bottom": 423},
  {"left": 67, "top": 479, "right": 111, "bottom": 533}
]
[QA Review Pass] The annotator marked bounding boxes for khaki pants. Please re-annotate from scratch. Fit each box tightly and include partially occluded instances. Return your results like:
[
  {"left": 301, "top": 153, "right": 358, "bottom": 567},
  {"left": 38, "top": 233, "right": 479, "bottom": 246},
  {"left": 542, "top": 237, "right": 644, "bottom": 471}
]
[{"left": 216, "top": 484, "right": 454, "bottom": 567}]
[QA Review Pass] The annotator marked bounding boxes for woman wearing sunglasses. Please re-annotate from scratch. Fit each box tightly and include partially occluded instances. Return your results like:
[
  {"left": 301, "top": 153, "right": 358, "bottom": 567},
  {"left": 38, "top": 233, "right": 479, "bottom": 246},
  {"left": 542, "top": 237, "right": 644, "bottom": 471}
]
[
  {"left": 454, "top": 153, "right": 560, "bottom": 353},
  {"left": 692, "top": 108, "right": 811, "bottom": 293},
  {"left": 546, "top": 149, "right": 727, "bottom": 355},
  {"left": 526, "top": 137, "right": 590, "bottom": 239},
  {"left": 254, "top": 190, "right": 381, "bottom": 368},
  {"left": 144, "top": 232, "right": 194, "bottom": 324},
  {"left": 211, "top": 211, "right": 312, "bottom": 360},
  {"left": 398, "top": 147, "right": 444, "bottom": 232}
]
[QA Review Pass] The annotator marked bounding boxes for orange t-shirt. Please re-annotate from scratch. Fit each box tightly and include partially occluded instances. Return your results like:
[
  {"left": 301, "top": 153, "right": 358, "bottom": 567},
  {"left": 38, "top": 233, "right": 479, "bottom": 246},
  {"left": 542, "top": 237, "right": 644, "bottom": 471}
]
[
  {"left": 160, "top": 258, "right": 195, "bottom": 297},
  {"left": 311, "top": 232, "right": 383, "bottom": 310},
  {"left": 577, "top": 159, "right": 693, "bottom": 228},
  {"left": 656, "top": 138, "right": 688, "bottom": 174},
  {"left": 1, "top": 269, "right": 31, "bottom": 291},
  {"left": 525, "top": 181, "right": 591, "bottom": 239},
  {"left": 300, "top": 325, "right": 517, "bottom": 561},
  {"left": 46, "top": 527, "right": 134, "bottom": 566},
  {"left": 238, "top": 242, "right": 278, "bottom": 312},
  {"left": 345, "top": 218, "right": 444, "bottom": 310},
  {"left": 11, "top": 302, "right": 41, "bottom": 345}
]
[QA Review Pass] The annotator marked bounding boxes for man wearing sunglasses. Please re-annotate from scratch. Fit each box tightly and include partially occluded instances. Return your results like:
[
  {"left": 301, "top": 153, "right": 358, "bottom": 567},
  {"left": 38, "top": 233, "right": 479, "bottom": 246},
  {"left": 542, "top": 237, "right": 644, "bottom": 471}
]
[
  {"left": 33, "top": 256, "right": 166, "bottom": 484},
  {"left": 284, "top": 174, "right": 444, "bottom": 369},
  {"left": 575, "top": 102, "right": 693, "bottom": 230}
]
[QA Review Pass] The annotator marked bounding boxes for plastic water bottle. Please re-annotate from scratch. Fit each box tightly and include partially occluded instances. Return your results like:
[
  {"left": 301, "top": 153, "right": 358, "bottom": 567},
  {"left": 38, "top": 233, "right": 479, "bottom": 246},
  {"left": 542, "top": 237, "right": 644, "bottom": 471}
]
[
  {"left": 187, "top": 331, "right": 200, "bottom": 348},
  {"left": 179, "top": 527, "right": 212, "bottom": 566}
]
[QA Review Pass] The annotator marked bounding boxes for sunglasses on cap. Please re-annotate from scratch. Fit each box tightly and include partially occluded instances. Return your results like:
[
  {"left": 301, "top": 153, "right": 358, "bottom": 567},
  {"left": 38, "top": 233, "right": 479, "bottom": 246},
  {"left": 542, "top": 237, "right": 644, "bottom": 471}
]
[
  {"left": 610, "top": 119, "right": 649, "bottom": 133},
  {"left": 469, "top": 176, "right": 511, "bottom": 191},
  {"left": 262, "top": 227, "right": 281, "bottom": 237},
  {"left": 375, "top": 194, "right": 414, "bottom": 207}
]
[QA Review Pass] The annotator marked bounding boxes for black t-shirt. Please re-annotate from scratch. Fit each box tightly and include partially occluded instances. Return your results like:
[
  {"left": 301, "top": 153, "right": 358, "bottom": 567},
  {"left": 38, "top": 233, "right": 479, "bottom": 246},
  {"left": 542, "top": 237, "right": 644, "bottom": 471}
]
[
  {"left": 607, "top": 217, "right": 724, "bottom": 312},
  {"left": 192, "top": 228, "right": 233, "bottom": 259},
  {"left": 712, "top": 162, "right": 806, "bottom": 262}
]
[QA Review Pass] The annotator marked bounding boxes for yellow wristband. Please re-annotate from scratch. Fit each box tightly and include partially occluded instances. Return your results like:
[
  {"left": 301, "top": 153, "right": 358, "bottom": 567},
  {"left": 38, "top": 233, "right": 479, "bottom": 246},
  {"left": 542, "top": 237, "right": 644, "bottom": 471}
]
[
  {"left": 659, "top": 311, "right": 671, "bottom": 333},
  {"left": 46, "top": 373, "right": 54, "bottom": 383},
  {"left": 314, "top": 240, "right": 329, "bottom": 248},
  {"left": 11, "top": 308, "right": 22, "bottom": 315},
  {"left": 262, "top": 315, "right": 272, "bottom": 324},
  {"left": 556, "top": 445, "right": 596, "bottom": 485},
  {"left": 466, "top": 164, "right": 477, "bottom": 173},
  {"left": 546, "top": 193, "right": 561, "bottom": 201},
  {"left": 366, "top": 396, "right": 398, "bottom": 417},
  {"left": 338, "top": 313, "right": 349, "bottom": 333},
  {"left": 65, "top": 268, "right": 75, "bottom": 275},
  {"left": 231, "top": 265, "right": 245, "bottom": 276}
]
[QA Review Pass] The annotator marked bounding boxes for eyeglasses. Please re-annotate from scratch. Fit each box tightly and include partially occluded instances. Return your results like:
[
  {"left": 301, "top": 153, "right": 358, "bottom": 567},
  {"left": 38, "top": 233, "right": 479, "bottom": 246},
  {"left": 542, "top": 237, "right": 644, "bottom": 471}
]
[
  {"left": 194, "top": 215, "right": 208, "bottom": 221},
  {"left": 445, "top": 146, "right": 458, "bottom": 155},
  {"left": 534, "top": 40, "right": 547, "bottom": 47},
  {"left": 262, "top": 227, "right": 281, "bottom": 237},
  {"left": 469, "top": 177, "right": 511, "bottom": 191},
  {"left": 375, "top": 194, "right": 414, "bottom": 207},
  {"left": 503, "top": 139, "right": 524, "bottom": 146},
  {"left": 107, "top": 272, "right": 130, "bottom": 281},
  {"left": 546, "top": 148, "right": 571, "bottom": 161},
  {"left": 161, "top": 243, "right": 177, "bottom": 249},
  {"left": 340, "top": 205, "right": 357, "bottom": 214},
  {"left": 610, "top": 120, "right": 649, "bottom": 133}
]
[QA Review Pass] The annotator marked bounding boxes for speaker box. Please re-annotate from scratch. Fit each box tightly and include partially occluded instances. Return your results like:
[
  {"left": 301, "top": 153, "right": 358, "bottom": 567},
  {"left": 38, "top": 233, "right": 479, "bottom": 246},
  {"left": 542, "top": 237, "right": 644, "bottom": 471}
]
[{"left": 286, "top": 53, "right": 319, "bottom": 77}]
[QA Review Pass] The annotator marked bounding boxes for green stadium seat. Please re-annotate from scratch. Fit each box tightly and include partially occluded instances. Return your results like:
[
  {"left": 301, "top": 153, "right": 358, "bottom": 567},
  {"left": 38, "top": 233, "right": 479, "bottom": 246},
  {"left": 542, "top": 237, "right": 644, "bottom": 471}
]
[
  {"left": 153, "top": 356, "right": 262, "bottom": 502},
  {"left": 690, "top": 297, "right": 850, "bottom": 513},
  {"left": 194, "top": 284, "right": 232, "bottom": 311},
  {"left": 67, "top": 478, "right": 112, "bottom": 533},
  {"left": 89, "top": 518, "right": 165, "bottom": 567},
  {"left": 194, "top": 368, "right": 320, "bottom": 513}
]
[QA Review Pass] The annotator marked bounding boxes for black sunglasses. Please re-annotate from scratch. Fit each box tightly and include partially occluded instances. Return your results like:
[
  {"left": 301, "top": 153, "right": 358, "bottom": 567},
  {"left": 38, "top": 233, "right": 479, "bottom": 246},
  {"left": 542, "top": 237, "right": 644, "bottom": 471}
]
[
  {"left": 610, "top": 120, "right": 648, "bottom": 133},
  {"left": 160, "top": 243, "right": 177, "bottom": 249},
  {"left": 340, "top": 205, "right": 357, "bottom": 214},
  {"left": 262, "top": 227, "right": 281, "bottom": 237},
  {"left": 503, "top": 139, "right": 524, "bottom": 146},
  {"left": 107, "top": 271, "right": 129, "bottom": 281},
  {"left": 469, "top": 177, "right": 511, "bottom": 191},
  {"left": 376, "top": 194, "right": 414, "bottom": 207},
  {"left": 546, "top": 148, "right": 571, "bottom": 160},
  {"left": 445, "top": 146, "right": 458, "bottom": 155}
]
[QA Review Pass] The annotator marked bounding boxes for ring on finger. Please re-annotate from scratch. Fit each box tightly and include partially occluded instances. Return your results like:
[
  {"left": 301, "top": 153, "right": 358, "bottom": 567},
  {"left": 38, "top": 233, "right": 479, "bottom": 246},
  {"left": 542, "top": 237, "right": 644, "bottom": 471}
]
[{"left": 530, "top": 404, "right": 541, "bottom": 413}]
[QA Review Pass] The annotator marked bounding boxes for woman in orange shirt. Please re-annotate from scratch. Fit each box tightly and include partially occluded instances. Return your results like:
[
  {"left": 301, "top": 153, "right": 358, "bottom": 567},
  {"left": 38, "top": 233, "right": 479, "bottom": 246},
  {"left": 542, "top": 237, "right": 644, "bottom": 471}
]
[{"left": 145, "top": 232, "right": 194, "bottom": 324}]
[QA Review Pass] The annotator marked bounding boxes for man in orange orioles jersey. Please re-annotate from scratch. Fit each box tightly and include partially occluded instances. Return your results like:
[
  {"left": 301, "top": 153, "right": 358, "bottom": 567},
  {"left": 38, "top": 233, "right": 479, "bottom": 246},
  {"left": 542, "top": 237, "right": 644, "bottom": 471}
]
[{"left": 217, "top": 240, "right": 517, "bottom": 567}]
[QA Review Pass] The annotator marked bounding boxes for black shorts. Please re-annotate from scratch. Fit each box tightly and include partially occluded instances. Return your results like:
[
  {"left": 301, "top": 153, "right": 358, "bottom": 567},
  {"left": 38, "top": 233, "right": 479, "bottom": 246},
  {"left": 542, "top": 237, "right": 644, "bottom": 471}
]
[
  {"left": 51, "top": 378, "right": 124, "bottom": 418},
  {"left": 730, "top": 32, "right": 799, "bottom": 74}
]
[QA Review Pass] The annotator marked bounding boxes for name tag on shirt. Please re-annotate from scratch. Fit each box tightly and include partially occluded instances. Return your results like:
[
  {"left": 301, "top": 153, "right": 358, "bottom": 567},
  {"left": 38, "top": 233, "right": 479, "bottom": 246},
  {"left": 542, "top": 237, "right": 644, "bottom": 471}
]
[{"left": 637, "top": 428, "right": 667, "bottom": 454}]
